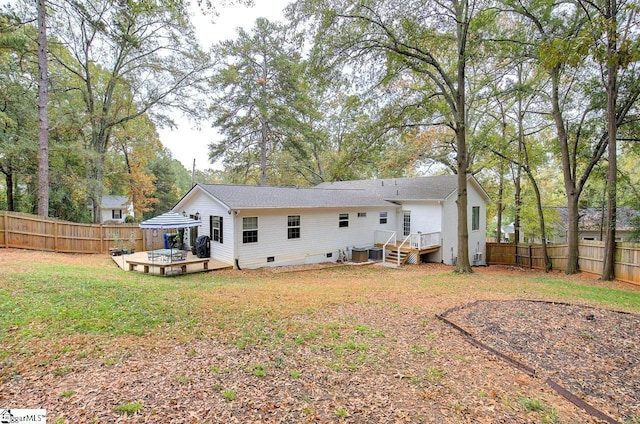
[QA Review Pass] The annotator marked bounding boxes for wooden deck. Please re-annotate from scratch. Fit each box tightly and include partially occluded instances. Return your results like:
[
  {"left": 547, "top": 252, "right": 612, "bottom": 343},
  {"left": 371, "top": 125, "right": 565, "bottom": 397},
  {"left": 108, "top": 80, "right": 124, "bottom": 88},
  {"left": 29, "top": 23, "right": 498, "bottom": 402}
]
[
  {"left": 110, "top": 251, "right": 233, "bottom": 276},
  {"left": 375, "top": 242, "right": 441, "bottom": 265}
]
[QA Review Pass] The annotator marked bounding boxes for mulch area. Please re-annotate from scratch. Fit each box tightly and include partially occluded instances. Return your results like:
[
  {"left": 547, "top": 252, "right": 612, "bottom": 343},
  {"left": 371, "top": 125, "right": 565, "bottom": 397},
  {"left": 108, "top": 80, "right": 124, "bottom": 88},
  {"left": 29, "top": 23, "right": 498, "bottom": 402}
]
[{"left": 443, "top": 299, "right": 640, "bottom": 423}]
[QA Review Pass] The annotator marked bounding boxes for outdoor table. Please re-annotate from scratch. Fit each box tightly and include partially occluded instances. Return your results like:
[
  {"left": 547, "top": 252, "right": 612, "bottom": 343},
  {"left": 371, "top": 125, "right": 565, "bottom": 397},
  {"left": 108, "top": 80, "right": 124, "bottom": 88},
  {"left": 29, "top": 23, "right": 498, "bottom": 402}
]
[{"left": 147, "top": 248, "right": 187, "bottom": 262}]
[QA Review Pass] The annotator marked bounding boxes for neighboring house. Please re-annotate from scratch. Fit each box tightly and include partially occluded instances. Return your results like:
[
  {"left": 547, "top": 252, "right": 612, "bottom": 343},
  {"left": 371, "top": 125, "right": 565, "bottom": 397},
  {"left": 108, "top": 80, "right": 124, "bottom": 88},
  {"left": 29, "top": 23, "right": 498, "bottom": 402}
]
[
  {"left": 551, "top": 206, "right": 639, "bottom": 242},
  {"left": 173, "top": 174, "right": 490, "bottom": 269},
  {"left": 99, "top": 195, "right": 134, "bottom": 224}
]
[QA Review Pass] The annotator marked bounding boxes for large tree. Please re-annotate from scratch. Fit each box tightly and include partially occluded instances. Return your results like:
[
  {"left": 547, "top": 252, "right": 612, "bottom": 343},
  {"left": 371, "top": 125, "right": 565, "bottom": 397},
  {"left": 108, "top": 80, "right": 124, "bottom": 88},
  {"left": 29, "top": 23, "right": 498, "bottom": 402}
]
[
  {"left": 505, "top": 0, "right": 603, "bottom": 274},
  {"left": 49, "top": 0, "right": 211, "bottom": 222},
  {"left": 290, "top": 0, "right": 490, "bottom": 272},
  {"left": 504, "top": 0, "right": 640, "bottom": 274},
  {"left": 577, "top": 0, "right": 640, "bottom": 280},
  {"left": 209, "top": 17, "right": 315, "bottom": 186},
  {"left": 36, "top": 0, "right": 48, "bottom": 217},
  {"left": 0, "top": 16, "right": 38, "bottom": 212}
]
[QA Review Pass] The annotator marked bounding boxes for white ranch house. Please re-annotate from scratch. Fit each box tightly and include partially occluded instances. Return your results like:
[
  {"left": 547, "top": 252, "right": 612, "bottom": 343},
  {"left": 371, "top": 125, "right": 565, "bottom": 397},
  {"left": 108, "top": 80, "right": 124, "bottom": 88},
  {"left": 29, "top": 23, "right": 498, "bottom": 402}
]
[{"left": 173, "top": 174, "right": 489, "bottom": 269}]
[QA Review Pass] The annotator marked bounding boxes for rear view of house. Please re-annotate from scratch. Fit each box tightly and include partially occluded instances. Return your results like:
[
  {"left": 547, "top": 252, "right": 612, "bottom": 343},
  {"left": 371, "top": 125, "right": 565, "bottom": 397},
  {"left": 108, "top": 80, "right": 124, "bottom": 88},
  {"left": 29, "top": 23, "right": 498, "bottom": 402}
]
[{"left": 173, "top": 174, "right": 489, "bottom": 269}]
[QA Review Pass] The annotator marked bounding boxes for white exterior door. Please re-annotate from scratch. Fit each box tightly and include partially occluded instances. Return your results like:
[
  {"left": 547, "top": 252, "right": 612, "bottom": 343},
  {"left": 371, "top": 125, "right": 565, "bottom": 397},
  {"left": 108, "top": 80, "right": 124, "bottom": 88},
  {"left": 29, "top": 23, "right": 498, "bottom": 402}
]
[{"left": 403, "top": 211, "right": 411, "bottom": 237}]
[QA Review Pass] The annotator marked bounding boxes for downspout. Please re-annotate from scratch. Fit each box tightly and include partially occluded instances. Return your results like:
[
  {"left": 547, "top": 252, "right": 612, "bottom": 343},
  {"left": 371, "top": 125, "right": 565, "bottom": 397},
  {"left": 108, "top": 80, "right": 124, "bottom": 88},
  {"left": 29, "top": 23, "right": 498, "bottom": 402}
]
[{"left": 232, "top": 209, "right": 240, "bottom": 270}]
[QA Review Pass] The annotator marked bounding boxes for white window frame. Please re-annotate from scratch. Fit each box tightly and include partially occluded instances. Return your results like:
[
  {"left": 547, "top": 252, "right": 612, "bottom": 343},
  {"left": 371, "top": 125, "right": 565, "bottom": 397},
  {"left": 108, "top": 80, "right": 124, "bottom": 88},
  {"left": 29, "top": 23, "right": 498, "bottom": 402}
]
[
  {"left": 243, "top": 216, "right": 258, "bottom": 244},
  {"left": 288, "top": 215, "right": 301, "bottom": 239}
]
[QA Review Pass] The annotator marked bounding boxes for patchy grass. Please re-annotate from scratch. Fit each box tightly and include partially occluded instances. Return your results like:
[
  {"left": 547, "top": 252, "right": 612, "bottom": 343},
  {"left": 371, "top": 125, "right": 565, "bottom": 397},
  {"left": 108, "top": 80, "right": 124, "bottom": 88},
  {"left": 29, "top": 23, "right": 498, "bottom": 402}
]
[
  {"left": 222, "top": 389, "right": 236, "bottom": 402},
  {"left": 2, "top": 259, "right": 637, "bottom": 341},
  {"left": 114, "top": 401, "right": 144, "bottom": 415},
  {"left": 2, "top": 255, "right": 639, "bottom": 366}
]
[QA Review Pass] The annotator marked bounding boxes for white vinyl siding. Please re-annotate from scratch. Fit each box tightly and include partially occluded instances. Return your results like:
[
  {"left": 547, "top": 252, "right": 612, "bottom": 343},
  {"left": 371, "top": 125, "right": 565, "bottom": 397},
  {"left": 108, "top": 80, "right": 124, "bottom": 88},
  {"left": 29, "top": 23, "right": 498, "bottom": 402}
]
[
  {"left": 467, "top": 186, "right": 487, "bottom": 265},
  {"left": 235, "top": 207, "right": 396, "bottom": 269},
  {"left": 172, "top": 189, "right": 234, "bottom": 264}
]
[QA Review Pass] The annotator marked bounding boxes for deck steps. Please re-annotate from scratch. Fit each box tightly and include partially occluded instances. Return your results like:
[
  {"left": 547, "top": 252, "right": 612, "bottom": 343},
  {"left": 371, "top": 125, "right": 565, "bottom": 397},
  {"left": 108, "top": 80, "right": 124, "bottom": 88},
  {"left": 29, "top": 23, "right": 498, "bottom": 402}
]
[{"left": 385, "top": 248, "right": 411, "bottom": 265}]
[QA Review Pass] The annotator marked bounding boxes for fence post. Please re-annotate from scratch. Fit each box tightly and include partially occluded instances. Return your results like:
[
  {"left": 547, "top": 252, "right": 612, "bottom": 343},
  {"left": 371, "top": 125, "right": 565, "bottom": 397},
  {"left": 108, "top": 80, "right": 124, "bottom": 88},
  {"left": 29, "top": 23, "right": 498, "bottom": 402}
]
[
  {"left": 528, "top": 244, "right": 533, "bottom": 269},
  {"left": 54, "top": 220, "right": 58, "bottom": 252},
  {"left": 2, "top": 211, "right": 7, "bottom": 248},
  {"left": 100, "top": 224, "right": 104, "bottom": 254}
]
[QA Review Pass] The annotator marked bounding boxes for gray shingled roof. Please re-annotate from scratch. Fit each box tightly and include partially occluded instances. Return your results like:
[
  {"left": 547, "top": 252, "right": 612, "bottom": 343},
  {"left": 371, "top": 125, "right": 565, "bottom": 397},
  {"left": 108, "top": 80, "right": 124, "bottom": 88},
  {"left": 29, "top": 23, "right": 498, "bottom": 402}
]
[
  {"left": 316, "top": 175, "right": 459, "bottom": 201},
  {"left": 197, "top": 184, "right": 393, "bottom": 209},
  {"left": 102, "top": 195, "right": 130, "bottom": 208},
  {"left": 555, "top": 206, "right": 639, "bottom": 231}
]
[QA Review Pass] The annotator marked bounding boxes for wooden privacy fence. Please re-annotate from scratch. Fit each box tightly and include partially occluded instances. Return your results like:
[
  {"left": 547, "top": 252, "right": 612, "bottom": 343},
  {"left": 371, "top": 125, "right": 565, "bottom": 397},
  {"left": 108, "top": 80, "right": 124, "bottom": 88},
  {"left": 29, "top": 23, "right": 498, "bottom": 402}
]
[
  {"left": 487, "top": 241, "right": 640, "bottom": 285},
  {"left": 0, "top": 211, "right": 145, "bottom": 254}
]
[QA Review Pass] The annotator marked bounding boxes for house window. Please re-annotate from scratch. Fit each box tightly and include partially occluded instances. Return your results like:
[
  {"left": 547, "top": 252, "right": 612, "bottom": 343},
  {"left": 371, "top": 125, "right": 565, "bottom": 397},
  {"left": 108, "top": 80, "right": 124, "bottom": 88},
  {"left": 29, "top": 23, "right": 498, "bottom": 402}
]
[
  {"left": 357, "top": 212, "right": 367, "bottom": 218},
  {"left": 288, "top": 215, "right": 301, "bottom": 239},
  {"left": 112, "top": 209, "right": 122, "bottom": 220},
  {"left": 472, "top": 206, "right": 480, "bottom": 231},
  {"left": 379, "top": 212, "right": 387, "bottom": 224},
  {"left": 403, "top": 211, "right": 411, "bottom": 236},
  {"left": 210, "top": 215, "right": 223, "bottom": 243},
  {"left": 243, "top": 217, "right": 258, "bottom": 243},
  {"left": 339, "top": 213, "right": 349, "bottom": 228}
]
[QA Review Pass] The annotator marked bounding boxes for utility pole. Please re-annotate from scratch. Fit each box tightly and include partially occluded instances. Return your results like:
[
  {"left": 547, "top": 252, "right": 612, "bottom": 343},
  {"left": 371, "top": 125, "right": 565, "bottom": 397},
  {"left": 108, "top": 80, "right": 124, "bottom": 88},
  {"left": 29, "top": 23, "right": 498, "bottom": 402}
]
[{"left": 191, "top": 158, "right": 196, "bottom": 187}]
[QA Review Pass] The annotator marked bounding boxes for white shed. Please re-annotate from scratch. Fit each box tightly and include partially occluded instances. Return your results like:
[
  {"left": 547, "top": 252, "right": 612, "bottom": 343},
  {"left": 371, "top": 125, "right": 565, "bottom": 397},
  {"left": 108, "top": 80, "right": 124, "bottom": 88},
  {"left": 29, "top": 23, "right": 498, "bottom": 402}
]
[{"left": 99, "top": 195, "right": 134, "bottom": 224}]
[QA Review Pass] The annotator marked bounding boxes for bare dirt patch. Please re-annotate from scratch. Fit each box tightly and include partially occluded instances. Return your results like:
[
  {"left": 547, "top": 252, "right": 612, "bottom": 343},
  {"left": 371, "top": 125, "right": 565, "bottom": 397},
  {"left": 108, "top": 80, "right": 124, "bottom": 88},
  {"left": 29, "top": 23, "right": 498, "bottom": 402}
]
[{"left": 1, "top": 251, "right": 639, "bottom": 423}]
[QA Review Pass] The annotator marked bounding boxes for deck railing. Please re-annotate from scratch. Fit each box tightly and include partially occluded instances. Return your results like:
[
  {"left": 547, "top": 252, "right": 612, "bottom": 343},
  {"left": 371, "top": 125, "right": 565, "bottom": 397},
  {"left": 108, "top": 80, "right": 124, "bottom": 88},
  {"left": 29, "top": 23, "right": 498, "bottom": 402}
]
[
  {"left": 410, "top": 231, "right": 441, "bottom": 250},
  {"left": 375, "top": 230, "right": 442, "bottom": 266}
]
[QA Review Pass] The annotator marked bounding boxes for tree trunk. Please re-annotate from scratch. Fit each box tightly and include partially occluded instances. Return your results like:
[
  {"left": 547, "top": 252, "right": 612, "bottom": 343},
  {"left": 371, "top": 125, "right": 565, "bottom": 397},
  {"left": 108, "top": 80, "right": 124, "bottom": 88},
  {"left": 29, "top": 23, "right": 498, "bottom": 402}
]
[
  {"left": 601, "top": 0, "right": 618, "bottom": 281},
  {"left": 454, "top": 5, "right": 472, "bottom": 273},
  {"left": 4, "top": 170, "right": 14, "bottom": 211},
  {"left": 550, "top": 66, "right": 580, "bottom": 274},
  {"left": 496, "top": 161, "right": 504, "bottom": 243},
  {"left": 566, "top": 192, "right": 580, "bottom": 274},
  {"left": 90, "top": 154, "right": 106, "bottom": 223},
  {"left": 528, "top": 171, "right": 552, "bottom": 271},
  {"left": 260, "top": 119, "right": 268, "bottom": 186},
  {"left": 37, "top": 0, "right": 49, "bottom": 217},
  {"left": 513, "top": 150, "right": 522, "bottom": 244}
]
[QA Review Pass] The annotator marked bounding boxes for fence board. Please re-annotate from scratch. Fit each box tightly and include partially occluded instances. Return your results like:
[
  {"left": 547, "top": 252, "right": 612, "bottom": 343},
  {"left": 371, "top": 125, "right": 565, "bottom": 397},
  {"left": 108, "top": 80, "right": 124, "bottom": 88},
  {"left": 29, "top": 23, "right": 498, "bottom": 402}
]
[
  {"left": 486, "top": 241, "right": 640, "bottom": 285},
  {"left": 0, "top": 211, "right": 143, "bottom": 254},
  {"left": 486, "top": 243, "right": 517, "bottom": 265}
]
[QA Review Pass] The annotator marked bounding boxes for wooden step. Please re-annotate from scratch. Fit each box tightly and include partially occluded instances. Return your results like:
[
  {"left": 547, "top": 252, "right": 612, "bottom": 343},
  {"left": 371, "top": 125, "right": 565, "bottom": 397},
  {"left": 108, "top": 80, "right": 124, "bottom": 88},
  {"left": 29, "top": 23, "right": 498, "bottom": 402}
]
[{"left": 385, "top": 249, "right": 410, "bottom": 265}]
